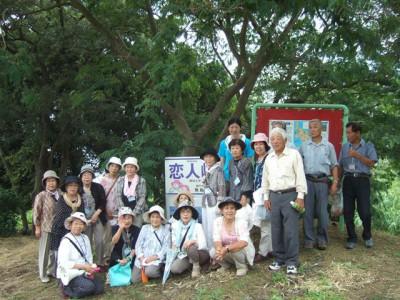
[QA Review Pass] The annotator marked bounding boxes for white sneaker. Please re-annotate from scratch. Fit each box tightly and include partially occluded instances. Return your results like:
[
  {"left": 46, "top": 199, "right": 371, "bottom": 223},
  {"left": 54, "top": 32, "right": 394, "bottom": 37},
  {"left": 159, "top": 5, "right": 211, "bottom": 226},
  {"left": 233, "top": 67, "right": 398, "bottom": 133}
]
[
  {"left": 236, "top": 268, "right": 248, "bottom": 276},
  {"left": 40, "top": 276, "right": 50, "bottom": 283},
  {"left": 268, "top": 262, "right": 282, "bottom": 271},
  {"left": 287, "top": 265, "right": 298, "bottom": 274}
]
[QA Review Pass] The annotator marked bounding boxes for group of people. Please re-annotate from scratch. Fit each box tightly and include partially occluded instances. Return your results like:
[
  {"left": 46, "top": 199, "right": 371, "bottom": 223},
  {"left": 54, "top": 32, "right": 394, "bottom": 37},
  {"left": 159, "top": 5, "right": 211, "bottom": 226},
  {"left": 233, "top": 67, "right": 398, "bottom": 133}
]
[{"left": 32, "top": 117, "right": 377, "bottom": 298}]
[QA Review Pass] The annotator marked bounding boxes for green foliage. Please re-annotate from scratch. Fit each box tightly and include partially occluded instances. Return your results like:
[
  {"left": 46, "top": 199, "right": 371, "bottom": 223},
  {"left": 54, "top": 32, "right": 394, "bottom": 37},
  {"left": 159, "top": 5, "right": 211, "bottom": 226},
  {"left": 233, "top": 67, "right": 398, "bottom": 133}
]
[
  {"left": 0, "top": 188, "right": 18, "bottom": 237},
  {"left": 1, "top": 0, "right": 400, "bottom": 234},
  {"left": 371, "top": 164, "right": 400, "bottom": 236}
]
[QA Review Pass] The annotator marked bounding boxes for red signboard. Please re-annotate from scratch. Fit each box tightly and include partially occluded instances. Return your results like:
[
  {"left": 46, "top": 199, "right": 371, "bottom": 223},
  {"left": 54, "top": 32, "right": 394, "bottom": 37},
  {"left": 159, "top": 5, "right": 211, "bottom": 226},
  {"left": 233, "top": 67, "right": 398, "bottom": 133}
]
[{"left": 254, "top": 106, "right": 348, "bottom": 159}]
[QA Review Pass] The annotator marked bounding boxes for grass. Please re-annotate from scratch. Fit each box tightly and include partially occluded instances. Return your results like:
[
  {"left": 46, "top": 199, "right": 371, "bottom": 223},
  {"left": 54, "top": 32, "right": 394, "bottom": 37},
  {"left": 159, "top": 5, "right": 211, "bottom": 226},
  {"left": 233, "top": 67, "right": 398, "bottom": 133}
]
[{"left": 1, "top": 225, "right": 400, "bottom": 299}]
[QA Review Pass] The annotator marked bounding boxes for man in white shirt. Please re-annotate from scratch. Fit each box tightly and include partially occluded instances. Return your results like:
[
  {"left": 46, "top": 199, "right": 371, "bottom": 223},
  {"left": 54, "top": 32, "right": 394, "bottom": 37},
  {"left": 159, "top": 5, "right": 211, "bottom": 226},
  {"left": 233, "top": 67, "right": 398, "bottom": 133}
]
[{"left": 262, "top": 127, "right": 307, "bottom": 275}]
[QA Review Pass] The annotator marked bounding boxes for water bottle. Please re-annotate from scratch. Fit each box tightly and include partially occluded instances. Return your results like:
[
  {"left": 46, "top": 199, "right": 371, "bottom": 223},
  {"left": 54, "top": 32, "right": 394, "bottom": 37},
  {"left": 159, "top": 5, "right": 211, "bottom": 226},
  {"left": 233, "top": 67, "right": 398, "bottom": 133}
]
[{"left": 290, "top": 201, "right": 305, "bottom": 216}]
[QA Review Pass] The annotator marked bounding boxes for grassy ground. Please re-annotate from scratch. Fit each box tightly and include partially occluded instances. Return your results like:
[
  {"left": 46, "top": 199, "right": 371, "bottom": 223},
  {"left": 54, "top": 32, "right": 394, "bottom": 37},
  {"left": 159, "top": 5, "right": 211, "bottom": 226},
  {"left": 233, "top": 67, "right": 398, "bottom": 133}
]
[{"left": 1, "top": 223, "right": 399, "bottom": 300}]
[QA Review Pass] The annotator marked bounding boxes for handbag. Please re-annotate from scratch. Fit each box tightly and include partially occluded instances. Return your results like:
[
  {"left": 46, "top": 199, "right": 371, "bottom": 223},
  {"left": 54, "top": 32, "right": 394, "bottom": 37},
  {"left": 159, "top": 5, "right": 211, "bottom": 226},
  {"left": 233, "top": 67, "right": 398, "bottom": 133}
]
[
  {"left": 109, "top": 261, "right": 132, "bottom": 287},
  {"left": 58, "top": 266, "right": 85, "bottom": 285},
  {"left": 252, "top": 188, "right": 271, "bottom": 221},
  {"left": 257, "top": 205, "right": 271, "bottom": 221}
]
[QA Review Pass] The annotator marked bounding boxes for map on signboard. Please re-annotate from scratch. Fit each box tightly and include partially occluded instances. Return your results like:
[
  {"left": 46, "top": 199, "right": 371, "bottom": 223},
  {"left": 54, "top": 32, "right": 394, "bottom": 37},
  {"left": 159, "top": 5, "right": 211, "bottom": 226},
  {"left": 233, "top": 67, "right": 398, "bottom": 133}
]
[
  {"left": 294, "top": 121, "right": 312, "bottom": 147},
  {"left": 270, "top": 120, "right": 329, "bottom": 149}
]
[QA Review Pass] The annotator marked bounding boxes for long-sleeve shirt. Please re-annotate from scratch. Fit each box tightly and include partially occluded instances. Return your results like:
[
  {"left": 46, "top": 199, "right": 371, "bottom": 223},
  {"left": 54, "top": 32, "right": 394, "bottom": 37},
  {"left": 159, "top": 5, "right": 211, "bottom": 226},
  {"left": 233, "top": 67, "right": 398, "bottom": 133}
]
[
  {"left": 57, "top": 232, "right": 93, "bottom": 278},
  {"left": 115, "top": 175, "right": 147, "bottom": 216},
  {"left": 99, "top": 175, "right": 119, "bottom": 217},
  {"left": 229, "top": 157, "right": 254, "bottom": 202},
  {"left": 133, "top": 224, "right": 171, "bottom": 268},
  {"left": 50, "top": 197, "right": 84, "bottom": 251},
  {"left": 81, "top": 182, "right": 107, "bottom": 225},
  {"left": 171, "top": 222, "right": 207, "bottom": 259},
  {"left": 202, "top": 165, "right": 226, "bottom": 207},
  {"left": 33, "top": 189, "right": 62, "bottom": 232},
  {"left": 261, "top": 147, "right": 307, "bottom": 201},
  {"left": 218, "top": 134, "right": 255, "bottom": 181}
]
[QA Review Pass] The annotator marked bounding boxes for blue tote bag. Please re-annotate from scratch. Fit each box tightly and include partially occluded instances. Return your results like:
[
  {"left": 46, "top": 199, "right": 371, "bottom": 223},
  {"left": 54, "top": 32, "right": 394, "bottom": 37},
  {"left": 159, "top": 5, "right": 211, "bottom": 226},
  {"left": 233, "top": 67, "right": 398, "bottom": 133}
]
[{"left": 109, "top": 261, "right": 132, "bottom": 287}]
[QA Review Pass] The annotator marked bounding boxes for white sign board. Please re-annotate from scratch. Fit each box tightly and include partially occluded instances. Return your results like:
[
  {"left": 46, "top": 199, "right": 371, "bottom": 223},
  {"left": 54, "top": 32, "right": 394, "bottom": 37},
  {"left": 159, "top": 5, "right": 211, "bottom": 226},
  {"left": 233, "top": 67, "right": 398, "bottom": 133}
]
[{"left": 164, "top": 157, "right": 205, "bottom": 221}]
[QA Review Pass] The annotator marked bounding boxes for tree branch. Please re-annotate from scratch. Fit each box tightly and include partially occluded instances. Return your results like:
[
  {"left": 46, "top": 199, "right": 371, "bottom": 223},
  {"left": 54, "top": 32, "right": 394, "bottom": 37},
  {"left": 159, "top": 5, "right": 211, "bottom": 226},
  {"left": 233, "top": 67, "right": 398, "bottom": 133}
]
[
  {"left": 69, "top": 0, "right": 145, "bottom": 73},
  {"left": 10, "top": 2, "right": 69, "bottom": 16},
  {"left": 195, "top": 73, "right": 249, "bottom": 141},
  {"left": 144, "top": 0, "right": 158, "bottom": 36}
]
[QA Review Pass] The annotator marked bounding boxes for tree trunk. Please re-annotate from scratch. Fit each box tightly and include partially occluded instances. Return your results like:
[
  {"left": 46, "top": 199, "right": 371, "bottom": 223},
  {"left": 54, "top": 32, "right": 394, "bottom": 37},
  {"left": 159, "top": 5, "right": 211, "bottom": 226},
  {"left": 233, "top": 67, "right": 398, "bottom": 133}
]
[{"left": 19, "top": 207, "right": 30, "bottom": 235}]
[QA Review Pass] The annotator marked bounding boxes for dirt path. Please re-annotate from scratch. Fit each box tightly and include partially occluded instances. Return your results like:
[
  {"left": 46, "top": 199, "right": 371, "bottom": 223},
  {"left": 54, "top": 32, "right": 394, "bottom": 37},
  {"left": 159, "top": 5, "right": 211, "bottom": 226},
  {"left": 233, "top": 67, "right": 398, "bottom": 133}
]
[{"left": 1, "top": 226, "right": 399, "bottom": 299}]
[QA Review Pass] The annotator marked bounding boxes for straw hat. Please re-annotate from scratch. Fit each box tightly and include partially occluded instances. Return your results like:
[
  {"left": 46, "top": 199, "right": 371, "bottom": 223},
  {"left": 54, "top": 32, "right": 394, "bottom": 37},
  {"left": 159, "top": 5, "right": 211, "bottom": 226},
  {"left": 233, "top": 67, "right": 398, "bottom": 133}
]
[{"left": 172, "top": 190, "right": 194, "bottom": 207}]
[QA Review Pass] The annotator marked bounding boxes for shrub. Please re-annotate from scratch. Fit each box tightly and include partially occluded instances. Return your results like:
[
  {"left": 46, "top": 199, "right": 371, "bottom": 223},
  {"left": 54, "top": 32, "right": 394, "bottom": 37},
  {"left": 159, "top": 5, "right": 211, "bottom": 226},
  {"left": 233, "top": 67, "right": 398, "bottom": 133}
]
[{"left": 0, "top": 188, "right": 18, "bottom": 237}]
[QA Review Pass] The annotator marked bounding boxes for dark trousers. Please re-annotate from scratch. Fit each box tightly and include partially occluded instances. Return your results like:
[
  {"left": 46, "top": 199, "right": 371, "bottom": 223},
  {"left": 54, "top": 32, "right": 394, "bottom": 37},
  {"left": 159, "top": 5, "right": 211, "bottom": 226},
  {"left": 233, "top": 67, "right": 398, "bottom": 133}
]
[
  {"left": 270, "top": 191, "right": 299, "bottom": 267},
  {"left": 65, "top": 275, "right": 104, "bottom": 298},
  {"left": 343, "top": 176, "right": 372, "bottom": 242}
]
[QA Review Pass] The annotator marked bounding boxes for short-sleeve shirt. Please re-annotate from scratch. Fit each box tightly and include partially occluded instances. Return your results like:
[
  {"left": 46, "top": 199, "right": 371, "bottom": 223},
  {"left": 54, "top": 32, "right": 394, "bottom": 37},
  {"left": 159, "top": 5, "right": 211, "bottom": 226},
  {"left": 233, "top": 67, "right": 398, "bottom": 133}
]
[
  {"left": 299, "top": 138, "right": 337, "bottom": 176},
  {"left": 338, "top": 139, "right": 378, "bottom": 175}
]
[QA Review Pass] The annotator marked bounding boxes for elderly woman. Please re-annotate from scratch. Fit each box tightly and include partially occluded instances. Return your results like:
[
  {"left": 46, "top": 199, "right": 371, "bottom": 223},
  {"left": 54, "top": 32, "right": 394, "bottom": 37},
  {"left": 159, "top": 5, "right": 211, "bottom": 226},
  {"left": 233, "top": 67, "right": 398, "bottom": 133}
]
[
  {"left": 33, "top": 170, "right": 62, "bottom": 283},
  {"left": 218, "top": 118, "right": 254, "bottom": 186},
  {"left": 57, "top": 212, "right": 104, "bottom": 298},
  {"left": 200, "top": 148, "right": 226, "bottom": 249},
  {"left": 251, "top": 133, "right": 274, "bottom": 263},
  {"left": 228, "top": 139, "right": 254, "bottom": 206},
  {"left": 131, "top": 205, "right": 171, "bottom": 283},
  {"left": 50, "top": 176, "right": 84, "bottom": 253},
  {"left": 110, "top": 207, "right": 141, "bottom": 268},
  {"left": 170, "top": 201, "right": 209, "bottom": 278},
  {"left": 99, "top": 157, "right": 122, "bottom": 264},
  {"left": 116, "top": 157, "right": 146, "bottom": 227},
  {"left": 166, "top": 190, "right": 195, "bottom": 230},
  {"left": 210, "top": 197, "right": 255, "bottom": 276},
  {"left": 79, "top": 164, "right": 107, "bottom": 268}
]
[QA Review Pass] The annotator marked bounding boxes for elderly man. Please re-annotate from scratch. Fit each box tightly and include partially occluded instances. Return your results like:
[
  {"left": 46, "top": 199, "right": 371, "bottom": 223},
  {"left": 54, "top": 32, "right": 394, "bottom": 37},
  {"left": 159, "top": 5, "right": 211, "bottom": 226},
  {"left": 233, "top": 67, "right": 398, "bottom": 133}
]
[
  {"left": 268, "top": 121, "right": 295, "bottom": 153},
  {"left": 299, "top": 119, "right": 339, "bottom": 250},
  {"left": 339, "top": 122, "right": 378, "bottom": 249},
  {"left": 262, "top": 127, "right": 307, "bottom": 274}
]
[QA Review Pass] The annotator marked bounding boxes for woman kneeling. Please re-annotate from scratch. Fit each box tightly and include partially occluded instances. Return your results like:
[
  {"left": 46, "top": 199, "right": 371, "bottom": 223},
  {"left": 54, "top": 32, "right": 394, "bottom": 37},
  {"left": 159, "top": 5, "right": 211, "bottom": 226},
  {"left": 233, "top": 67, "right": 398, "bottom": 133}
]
[
  {"left": 171, "top": 201, "right": 210, "bottom": 277},
  {"left": 211, "top": 197, "right": 255, "bottom": 276},
  {"left": 57, "top": 212, "right": 104, "bottom": 298},
  {"left": 131, "top": 205, "right": 171, "bottom": 283}
]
